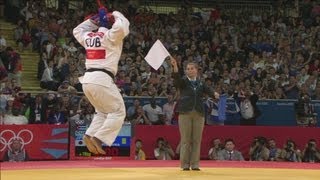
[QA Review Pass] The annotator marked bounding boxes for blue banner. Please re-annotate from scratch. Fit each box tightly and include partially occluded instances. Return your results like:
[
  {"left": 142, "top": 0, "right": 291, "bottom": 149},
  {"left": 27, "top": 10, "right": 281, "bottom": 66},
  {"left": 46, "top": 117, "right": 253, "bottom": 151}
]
[{"left": 124, "top": 97, "right": 320, "bottom": 127}]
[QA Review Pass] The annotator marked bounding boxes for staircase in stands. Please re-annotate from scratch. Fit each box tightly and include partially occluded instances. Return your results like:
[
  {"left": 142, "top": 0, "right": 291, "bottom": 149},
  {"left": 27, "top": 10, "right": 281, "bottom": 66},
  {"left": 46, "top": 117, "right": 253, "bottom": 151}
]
[{"left": 0, "top": 18, "right": 43, "bottom": 94}]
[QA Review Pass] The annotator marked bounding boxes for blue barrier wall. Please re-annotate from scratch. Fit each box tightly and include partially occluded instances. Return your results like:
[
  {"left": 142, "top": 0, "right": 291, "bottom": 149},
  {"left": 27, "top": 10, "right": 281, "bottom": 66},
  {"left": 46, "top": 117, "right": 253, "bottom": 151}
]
[{"left": 123, "top": 97, "right": 320, "bottom": 127}]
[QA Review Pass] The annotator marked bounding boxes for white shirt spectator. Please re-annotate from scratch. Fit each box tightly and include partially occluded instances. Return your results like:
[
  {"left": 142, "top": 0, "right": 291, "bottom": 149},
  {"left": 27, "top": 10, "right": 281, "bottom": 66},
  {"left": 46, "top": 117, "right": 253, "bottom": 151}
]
[
  {"left": 271, "top": 74, "right": 280, "bottom": 81},
  {"left": 68, "top": 46, "right": 78, "bottom": 54},
  {"left": 143, "top": 104, "right": 162, "bottom": 124},
  {"left": 14, "top": 27, "right": 23, "bottom": 42},
  {"left": 141, "top": 71, "right": 151, "bottom": 81},
  {"left": 41, "top": 66, "right": 54, "bottom": 82},
  {"left": 3, "top": 114, "right": 28, "bottom": 125},
  {"left": 251, "top": 14, "right": 262, "bottom": 23},
  {"left": 20, "top": 6, "right": 33, "bottom": 21},
  {"left": 162, "top": 101, "right": 176, "bottom": 125},
  {"left": 240, "top": 99, "right": 254, "bottom": 119},
  {"left": 46, "top": 43, "right": 53, "bottom": 59},
  {"left": 253, "top": 61, "right": 265, "bottom": 70},
  {"left": 0, "top": 36, "right": 7, "bottom": 50}
]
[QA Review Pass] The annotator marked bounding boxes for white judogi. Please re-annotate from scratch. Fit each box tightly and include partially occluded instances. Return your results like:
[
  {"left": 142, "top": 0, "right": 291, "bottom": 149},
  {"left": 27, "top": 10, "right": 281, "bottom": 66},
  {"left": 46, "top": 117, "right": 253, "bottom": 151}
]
[{"left": 73, "top": 11, "right": 130, "bottom": 146}]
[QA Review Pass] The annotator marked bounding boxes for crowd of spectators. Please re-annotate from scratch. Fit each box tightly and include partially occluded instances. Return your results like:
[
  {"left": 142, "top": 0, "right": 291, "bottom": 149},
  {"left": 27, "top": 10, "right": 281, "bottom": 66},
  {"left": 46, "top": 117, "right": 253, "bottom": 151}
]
[{"left": 0, "top": 0, "right": 320, "bottom": 126}]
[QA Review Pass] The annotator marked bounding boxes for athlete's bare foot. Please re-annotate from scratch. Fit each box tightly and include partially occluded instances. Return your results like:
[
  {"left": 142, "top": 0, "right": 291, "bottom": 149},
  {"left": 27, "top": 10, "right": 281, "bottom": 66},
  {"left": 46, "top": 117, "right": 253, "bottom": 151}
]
[
  {"left": 91, "top": 137, "right": 106, "bottom": 155},
  {"left": 83, "top": 135, "right": 98, "bottom": 154}
]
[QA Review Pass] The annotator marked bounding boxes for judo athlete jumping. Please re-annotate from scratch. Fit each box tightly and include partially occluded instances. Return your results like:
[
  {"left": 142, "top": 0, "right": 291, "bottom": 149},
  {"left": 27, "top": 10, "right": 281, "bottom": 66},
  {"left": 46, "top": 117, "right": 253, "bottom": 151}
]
[{"left": 73, "top": 3, "right": 130, "bottom": 154}]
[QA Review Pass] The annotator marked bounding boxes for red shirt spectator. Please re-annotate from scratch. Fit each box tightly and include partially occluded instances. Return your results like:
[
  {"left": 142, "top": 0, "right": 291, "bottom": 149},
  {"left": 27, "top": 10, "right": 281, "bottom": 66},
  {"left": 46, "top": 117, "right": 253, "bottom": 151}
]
[{"left": 309, "top": 60, "right": 320, "bottom": 74}]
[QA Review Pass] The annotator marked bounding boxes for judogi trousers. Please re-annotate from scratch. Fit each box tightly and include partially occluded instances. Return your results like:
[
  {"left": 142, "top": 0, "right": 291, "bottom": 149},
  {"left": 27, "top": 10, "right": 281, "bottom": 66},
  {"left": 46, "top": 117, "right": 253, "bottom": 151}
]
[{"left": 82, "top": 82, "right": 125, "bottom": 146}]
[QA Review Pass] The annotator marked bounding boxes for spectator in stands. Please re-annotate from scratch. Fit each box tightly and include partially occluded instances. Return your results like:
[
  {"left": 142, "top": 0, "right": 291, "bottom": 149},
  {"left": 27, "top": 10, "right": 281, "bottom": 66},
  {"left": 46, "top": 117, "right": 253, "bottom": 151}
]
[
  {"left": 154, "top": 137, "right": 175, "bottom": 160},
  {"left": 18, "top": 29, "right": 32, "bottom": 52},
  {"left": 283, "top": 76, "right": 300, "bottom": 99},
  {"left": 234, "top": 90, "right": 261, "bottom": 125},
  {"left": 77, "top": 96, "right": 90, "bottom": 111},
  {"left": 15, "top": 92, "right": 31, "bottom": 119},
  {"left": 5, "top": 47, "right": 21, "bottom": 86},
  {"left": 67, "top": 41, "right": 77, "bottom": 57},
  {"left": 295, "top": 93, "right": 317, "bottom": 127},
  {"left": 57, "top": 80, "right": 77, "bottom": 94},
  {"left": 279, "top": 139, "right": 302, "bottom": 162},
  {"left": 0, "top": 92, "right": 7, "bottom": 112},
  {"left": 69, "top": 74, "right": 83, "bottom": 92},
  {"left": 217, "top": 138, "right": 244, "bottom": 161},
  {"left": 0, "top": 60, "right": 8, "bottom": 84},
  {"left": 126, "top": 98, "right": 141, "bottom": 119},
  {"left": 0, "top": 47, "right": 12, "bottom": 72},
  {"left": 0, "top": 31, "right": 6, "bottom": 51},
  {"left": 135, "top": 139, "right": 146, "bottom": 160},
  {"left": 43, "top": 92, "right": 58, "bottom": 118},
  {"left": 162, "top": 94, "right": 176, "bottom": 125},
  {"left": 208, "top": 138, "right": 223, "bottom": 160},
  {"left": 0, "top": 109, "right": 3, "bottom": 124},
  {"left": 147, "top": 72, "right": 160, "bottom": 87},
  {"left": 141, "top": 65, "right": 152, "bottom": 81},
  {"left": 47, "top": 105, "right": 67, "bottom": 125},
  {"left": 267, "top": 138, "right": 282, "bottom": 161},
  {"left": 10, "top": 79, "right": 21, "bottom": 93},
  {"left": 56, "top": 52, "right": 71, "bottom": 83},
  {"left": 83, "top": 104, "right": 95, "bottom": 122},
  {"left": 116, "top": 70, "right": 126, "bottom": 89},
  {"left": 142, "top": 97, "right": 163, "bottom": 125},
  {"left": 14, "top": 21, "right": 24, "bottom": 47},
  {"left": 70, "top": 105, "right": 94, "bottom": 125},
  {"left": 3, "top": 104, "right": 28, "bottom": 125},
  {"left": 249, "top": 136, "right": 270, "bottom": 161},
  {"left": 40, "top": 60, "right": 58, "bottom": 91},
  {"left": 59, "top": 94, "right": 72, "bottom": 117},
  {"left": 302, "top": 139, "right": 320, "bottom": 163},
  {"left": 2, "top": 139, "right": 29, "bottom": 162},
  {"left": 206, "top": 91, "right": 228, "bottom": 125},
  {"left": 131, "top": 106, "right": 151, "bottom": 125},
  {"left": 28, "top": 94, "right": 46, "bottom": 124},
  {"left": 4, "top": 95, "right": 14, "bottom": 114},
  {"left": 35, "top": 26, "right": 50, "bottom": 53},
  {"left": 19, "top": 3, "right": 33, "bottom": 22}
]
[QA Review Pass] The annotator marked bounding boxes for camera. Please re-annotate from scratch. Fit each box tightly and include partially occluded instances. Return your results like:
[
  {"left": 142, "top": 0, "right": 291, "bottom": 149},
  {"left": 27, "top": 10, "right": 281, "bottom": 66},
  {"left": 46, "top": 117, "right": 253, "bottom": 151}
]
[
  {"left": 161, "top": 141, "right": 168, "bottom": 146},
  {"left": 286, "top": 142, "right": 294, "bottom": 151}
]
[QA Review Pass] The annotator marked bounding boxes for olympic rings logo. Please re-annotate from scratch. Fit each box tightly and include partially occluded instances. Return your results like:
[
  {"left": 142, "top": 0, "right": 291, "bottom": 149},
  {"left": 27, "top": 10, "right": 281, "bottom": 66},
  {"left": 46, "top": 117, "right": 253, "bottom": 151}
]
[
  {"left": 75, "top": 119, "right": 85, "bottom": 125},
  {"left": 0, "top": 129, "right": 33, "bottom": 152}
]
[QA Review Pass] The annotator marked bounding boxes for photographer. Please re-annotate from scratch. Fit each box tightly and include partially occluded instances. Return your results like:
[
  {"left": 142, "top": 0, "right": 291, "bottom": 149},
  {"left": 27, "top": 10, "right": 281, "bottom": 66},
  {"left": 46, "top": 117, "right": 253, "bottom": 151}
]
[
  {"left": 249, "top": 136, "right": 270, "bottom": 161},
  {"left": 302, "top": 139, "right": 320, "bottom": 163},
  {"left": 208, "top": 138, "right": 223, "bottom": 160},
  {"left": 295, "top": 94, "right": 317, "bottom": 127},
  {"left": 154, "top": 137, "right": 175, "bottom": 160},
  {"left": 280, "top": 139, "right": 302, "bottom": 162}
]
